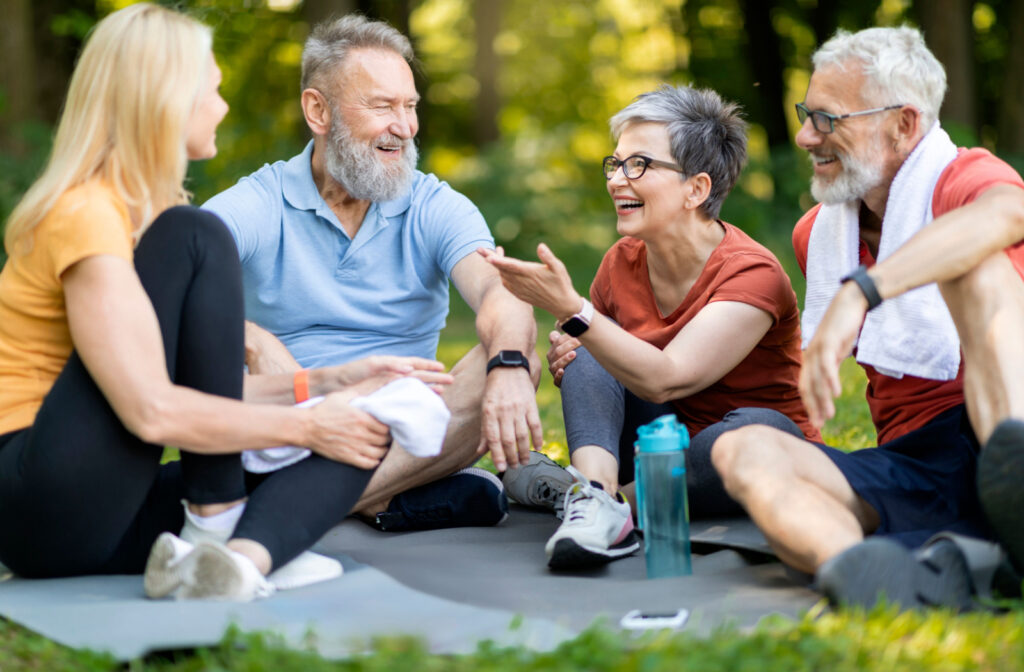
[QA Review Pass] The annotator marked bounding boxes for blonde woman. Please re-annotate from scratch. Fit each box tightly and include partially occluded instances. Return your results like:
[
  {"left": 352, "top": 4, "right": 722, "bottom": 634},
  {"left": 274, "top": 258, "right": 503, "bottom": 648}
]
[{"left": 0, "top": 3, "right": 447, "bottom": 600}]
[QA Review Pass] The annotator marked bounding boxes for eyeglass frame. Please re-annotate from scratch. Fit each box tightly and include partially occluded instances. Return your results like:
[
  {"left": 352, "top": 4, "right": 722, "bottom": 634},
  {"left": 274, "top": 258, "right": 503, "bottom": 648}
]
[
  {"left": 795, "top": 102, "right": 905, "bottom": 134},
  {"left": 602, "top": 154, "right": 686, "bottom": 181}
]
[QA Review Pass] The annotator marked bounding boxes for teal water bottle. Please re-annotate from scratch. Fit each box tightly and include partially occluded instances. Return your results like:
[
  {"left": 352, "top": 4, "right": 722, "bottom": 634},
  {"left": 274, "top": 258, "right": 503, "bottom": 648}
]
[{"left": 634, "top": 414, "right": 692, "bottom": 578}]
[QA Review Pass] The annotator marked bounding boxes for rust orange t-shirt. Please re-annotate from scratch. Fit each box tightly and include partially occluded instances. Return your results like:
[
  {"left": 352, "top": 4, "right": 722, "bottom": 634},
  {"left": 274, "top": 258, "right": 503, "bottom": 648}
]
[
  {"left": 590, "top": 222, "right": 821, "bottom": 441},
  {"left": 792, "top": 148, "right": 1024, "bottom": 444},
  {"left": 0, "top": 181, "right": 134, "bottom": 434}
]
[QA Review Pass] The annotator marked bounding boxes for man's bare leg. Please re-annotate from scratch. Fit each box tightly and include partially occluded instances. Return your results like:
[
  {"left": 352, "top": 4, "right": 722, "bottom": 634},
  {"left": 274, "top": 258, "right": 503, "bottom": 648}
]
[
  {"left": 355, "top": 344, "right": 541, "bottom": 515},
  {"left": 939, "top": 252, "right": 1024, "bottom": 443},
  {"left": 711, "top": 425, "right": 878, "bottom": 573}
]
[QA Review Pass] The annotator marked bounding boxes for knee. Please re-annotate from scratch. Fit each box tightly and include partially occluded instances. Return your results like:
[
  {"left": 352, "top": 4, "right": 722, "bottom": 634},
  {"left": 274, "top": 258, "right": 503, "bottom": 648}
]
[
  {"left": 710, "top": 425, "right": 788, "bottom": 497},
  {"left": 144, "top": 206, "right": 238, "bottom": 259},
  {"left": 941, "top": 253, "right": 1014, "bottom": 314}
]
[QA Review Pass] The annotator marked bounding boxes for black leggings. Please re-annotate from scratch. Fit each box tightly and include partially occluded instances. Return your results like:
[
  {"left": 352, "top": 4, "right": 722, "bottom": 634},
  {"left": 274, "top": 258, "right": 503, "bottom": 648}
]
[{"left": 0, "top": 207, "right": 374, "bottom": 578}]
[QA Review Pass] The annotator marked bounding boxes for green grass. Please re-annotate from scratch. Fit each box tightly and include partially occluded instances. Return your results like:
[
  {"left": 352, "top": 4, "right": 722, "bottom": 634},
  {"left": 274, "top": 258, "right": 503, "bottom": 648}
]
[{"left": 2, "top": 310, "right": 1022, "bottom": 670}]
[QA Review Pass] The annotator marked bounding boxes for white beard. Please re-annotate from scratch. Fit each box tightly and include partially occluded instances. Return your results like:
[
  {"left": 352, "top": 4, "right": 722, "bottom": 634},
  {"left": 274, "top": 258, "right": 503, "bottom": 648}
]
[
  {"left": 324, "top": 110, "right": 418, "bottom": 202},
  {"left": 809, "top": 139, "right": 887, "bottom": 204}
]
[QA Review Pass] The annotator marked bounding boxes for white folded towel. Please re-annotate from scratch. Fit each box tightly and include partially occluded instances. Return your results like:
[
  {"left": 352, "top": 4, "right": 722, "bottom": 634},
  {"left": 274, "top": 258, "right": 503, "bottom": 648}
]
[
  {"left": 801, "top": 122, "right": 961, "bottom": 381},
  {"left": 242, "top": 377, "right": 451, "bottom": 474}
]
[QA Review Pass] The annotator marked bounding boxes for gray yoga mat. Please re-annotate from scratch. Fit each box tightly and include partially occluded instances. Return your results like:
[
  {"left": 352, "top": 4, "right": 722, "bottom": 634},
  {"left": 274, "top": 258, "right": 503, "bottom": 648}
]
[
  {"left": 0, "top": 507, "right": 819, "bottom": 661},
  {"left": 316, "top": 506, "right": 818, "bottom": 635}
]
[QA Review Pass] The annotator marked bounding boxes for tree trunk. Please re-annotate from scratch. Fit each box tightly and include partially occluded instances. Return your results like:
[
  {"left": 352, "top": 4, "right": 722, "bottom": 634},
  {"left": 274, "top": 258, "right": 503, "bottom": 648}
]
[
  {"left": 996, "top": 0, "right": 1024, "bottom": 153},
  {"left": 474, "top": 0, "right": 502, "bottom": 146},
  {"left": 917, "top": 0, "right": 976, "bottom": 134},
  {"left": 738, "top": 0, "right": 788, "bottom": 149},
  {"left": 303, "top": 0, "right": 357, "bottom": 26},
  {"left": 0, "top": 0, "right": 36, "bottom": 154}
]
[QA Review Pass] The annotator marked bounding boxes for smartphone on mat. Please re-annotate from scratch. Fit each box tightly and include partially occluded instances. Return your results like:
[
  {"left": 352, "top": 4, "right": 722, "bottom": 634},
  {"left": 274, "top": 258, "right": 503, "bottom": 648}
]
[{"left": 619, "top": 608, "right": 690, "bottom": 630}]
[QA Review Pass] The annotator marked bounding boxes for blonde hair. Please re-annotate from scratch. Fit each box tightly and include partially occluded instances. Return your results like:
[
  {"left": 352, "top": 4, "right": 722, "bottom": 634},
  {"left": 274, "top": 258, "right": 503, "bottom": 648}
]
[{"left": 4, "top": 2, "right": 212, "bottom": 255}]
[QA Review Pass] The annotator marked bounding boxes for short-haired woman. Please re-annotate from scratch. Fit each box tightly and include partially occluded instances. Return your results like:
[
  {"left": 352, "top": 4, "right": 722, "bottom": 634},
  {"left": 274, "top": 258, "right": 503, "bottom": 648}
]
[{"left": 483, "top": 85, "right": 820, "bottom": 569}]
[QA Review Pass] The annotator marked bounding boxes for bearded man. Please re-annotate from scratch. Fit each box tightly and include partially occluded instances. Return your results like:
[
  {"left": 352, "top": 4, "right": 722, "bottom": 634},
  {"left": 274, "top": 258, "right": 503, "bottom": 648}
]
[
  {"left": 204, "top": 16, "right": 543, "bottom": 532},
  {"left": 710, "top": 26, "right": 1024, "bottom": 609}
]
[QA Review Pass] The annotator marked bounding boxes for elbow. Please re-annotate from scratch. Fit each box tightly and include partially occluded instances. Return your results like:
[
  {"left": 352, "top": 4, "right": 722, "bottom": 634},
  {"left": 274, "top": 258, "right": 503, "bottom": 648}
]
[
  {"left": 123, "top": 394, "right": 174, "bottom": 445},
  {"left": 634, "top": 385, "right": 678, "bottom": 405}
]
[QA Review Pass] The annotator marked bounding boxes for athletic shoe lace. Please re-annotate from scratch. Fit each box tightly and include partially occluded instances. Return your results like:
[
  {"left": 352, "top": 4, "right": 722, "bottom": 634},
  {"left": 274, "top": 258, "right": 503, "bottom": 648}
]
[{"left": 560, "top": 480, "right": 602, "bottom": 526}]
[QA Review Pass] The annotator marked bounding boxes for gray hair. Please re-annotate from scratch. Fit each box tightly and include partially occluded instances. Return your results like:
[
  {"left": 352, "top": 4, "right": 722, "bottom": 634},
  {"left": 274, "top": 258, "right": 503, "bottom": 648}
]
[
  {"left": 301, "top": 15, "right": 414, "bottom": 95},
  {"left": 609, "top": 85, "right": 747, "bottom": 220},
  {"left": 812, "top": 26, "right": 946, "bottom": 130}
]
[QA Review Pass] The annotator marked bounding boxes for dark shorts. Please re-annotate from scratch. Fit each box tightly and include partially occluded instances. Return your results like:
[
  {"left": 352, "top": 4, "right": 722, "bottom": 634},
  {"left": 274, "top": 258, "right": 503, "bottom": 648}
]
[{"left": 818, "top": 404, "right": 992, "bottom": 548}]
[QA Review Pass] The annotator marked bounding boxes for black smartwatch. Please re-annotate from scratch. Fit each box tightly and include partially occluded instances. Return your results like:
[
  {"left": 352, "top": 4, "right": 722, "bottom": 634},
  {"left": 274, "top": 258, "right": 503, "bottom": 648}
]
[
  {"left": 558, "top": 298, "right": 594, "bottom": 337},
  {"left": 839, "top": 265, "right": 883, "bottom": 311},
  {"left": 486, "top": 350, "right": 531, "bottom": 375}
]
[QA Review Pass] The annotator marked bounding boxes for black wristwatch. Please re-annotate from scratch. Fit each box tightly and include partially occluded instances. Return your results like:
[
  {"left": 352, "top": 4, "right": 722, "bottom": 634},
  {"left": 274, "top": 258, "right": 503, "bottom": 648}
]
[
  {"left": 839, "top": 264, "right": 883, "bottom": 311},
  {"left": 558, "top": 298, "right": 594, "bottom": 337},
  {"left": 486, "top": 350, "right": 531, "bottom": 375}
]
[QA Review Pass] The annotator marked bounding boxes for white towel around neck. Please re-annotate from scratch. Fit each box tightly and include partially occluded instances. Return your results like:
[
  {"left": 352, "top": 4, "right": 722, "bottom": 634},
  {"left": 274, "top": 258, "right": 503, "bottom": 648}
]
[
  {"left": 242, "top": 376, "right": 451, "bottom": 474},
  {"left": 801, "top": 122, "right": 961, "bottom": 381}
]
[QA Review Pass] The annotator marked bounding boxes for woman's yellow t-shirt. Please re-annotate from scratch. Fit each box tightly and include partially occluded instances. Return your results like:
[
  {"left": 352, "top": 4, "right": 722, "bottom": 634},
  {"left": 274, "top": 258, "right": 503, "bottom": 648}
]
[{"left": 0, "top": 181, "right": 134, "bottom": 435}]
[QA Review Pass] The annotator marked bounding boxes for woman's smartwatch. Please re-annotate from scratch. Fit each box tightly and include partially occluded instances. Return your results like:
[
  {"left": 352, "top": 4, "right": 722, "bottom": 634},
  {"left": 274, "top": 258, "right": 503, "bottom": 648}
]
[
  {"left": 486, "top": 350, "right": 531, "bottom": 375},
  {"left": 558, "top": 298, "right": 594, "bottom": 337}
]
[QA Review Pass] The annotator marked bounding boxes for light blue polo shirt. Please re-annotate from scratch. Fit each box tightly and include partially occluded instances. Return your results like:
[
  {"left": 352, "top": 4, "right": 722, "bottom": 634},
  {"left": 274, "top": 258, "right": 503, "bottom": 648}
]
[{"left": 203, "top": 141, "right": 494, "bottom": 368}]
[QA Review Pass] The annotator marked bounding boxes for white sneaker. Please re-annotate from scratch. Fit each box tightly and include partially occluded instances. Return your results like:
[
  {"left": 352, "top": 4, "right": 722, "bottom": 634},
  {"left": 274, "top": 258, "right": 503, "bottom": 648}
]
[
  {"left": 267, "top": 551, "right": 343, "bottom": 590},
  {"left": 544, "top": 470, "right": 639, "bottom": 569},
  {"left": 176, "top": 541, "right": 275, "bottom": 602},
  {"left": 503, "top": 451, "right": 577, "bottom": 519},
  {"left": 144, "top": 532, "right": 193, "bottom": 599}
]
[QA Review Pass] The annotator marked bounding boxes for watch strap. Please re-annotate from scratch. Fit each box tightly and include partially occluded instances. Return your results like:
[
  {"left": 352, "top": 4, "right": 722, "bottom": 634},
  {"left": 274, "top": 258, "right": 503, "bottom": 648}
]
[
  {"left": 840, "top": 265, "right": 883, "bottom": 311},
  {"left": 486, "top": 350, "right": 531, "bottom": 375},
  {"left": 558, "top": 298, "right": 594, "bottom": 337}
]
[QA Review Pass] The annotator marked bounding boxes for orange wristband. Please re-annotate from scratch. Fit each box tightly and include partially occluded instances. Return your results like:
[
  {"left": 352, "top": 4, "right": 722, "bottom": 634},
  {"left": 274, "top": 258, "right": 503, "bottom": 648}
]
[{"left": 293, "top": 369, "right": 310, "bottom": 404}]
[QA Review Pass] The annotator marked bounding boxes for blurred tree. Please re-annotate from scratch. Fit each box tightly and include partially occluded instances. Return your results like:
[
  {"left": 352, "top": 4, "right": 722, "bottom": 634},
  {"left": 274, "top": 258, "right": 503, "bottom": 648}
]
[{"left": 916, "top": 0, "right": 977, "bottom": 134}]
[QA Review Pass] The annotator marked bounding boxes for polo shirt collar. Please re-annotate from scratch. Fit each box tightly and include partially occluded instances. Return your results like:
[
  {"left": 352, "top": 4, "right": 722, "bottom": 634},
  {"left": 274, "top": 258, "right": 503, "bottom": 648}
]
[{"left": 280, "top": 139, "right": 415, "bottom": 223}]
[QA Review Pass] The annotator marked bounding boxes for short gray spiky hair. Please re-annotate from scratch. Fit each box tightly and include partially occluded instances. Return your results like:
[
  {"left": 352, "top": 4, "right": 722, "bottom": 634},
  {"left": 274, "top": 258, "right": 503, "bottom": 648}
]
[
  {"left": 812, "top": 26, "right": 946, "bottom": 130},
  {"left": 301, "top": 15, "right": 414, "bottom": 95},
  {"left": 609, "top": 85, "right": 747, "bottom": 220}
]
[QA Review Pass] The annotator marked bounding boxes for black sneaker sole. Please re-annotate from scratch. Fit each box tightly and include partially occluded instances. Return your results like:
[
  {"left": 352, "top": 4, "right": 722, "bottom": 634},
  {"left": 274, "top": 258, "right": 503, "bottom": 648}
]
[
  {"left": 977, "top": 419, "right": 1024, "bottom": 574},
  {"left": 547, "top": 532, "right": 640, "bottom": 571},
  {"left": 816, "top": 538, "right": 973, "bottom": 611}
]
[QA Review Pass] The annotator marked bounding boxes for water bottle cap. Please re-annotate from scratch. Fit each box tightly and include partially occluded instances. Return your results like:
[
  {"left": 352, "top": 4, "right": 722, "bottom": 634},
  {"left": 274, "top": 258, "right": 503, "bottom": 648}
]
[{"left": 634, "top": 414, "right": 689, "bottom": 453}]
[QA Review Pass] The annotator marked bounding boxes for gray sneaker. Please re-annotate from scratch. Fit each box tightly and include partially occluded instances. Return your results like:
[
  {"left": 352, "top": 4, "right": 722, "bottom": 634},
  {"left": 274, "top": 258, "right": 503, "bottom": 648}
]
[{"left": 502, "top": 451, "right": 576, "bottom": 518}]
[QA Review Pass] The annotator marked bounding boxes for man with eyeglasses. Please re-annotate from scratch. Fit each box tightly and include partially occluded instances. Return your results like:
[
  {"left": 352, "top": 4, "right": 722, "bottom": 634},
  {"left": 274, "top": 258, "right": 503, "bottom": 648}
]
[
  {"left": 711, "top": 26, "right": 1024, "bottom": 609},
  {"left": 203, "top": 15, "right": 543, "bottom": 534}
]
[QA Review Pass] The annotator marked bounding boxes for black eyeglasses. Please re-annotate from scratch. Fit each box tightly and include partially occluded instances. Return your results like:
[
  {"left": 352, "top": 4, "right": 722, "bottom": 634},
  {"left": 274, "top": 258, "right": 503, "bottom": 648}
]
[
  {"left": 602, "top": 154, "right": 685, "bottom": 180},
  {"left": 795, "top": 102, "right": 904, "bottom": 134}
]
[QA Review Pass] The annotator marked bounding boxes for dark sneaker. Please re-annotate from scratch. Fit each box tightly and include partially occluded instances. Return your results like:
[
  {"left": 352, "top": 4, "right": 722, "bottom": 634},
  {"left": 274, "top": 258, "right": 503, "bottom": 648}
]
[
  {"left": 545, "top": 468, "right": 639, "bottom": 570},
  {"left": 815, "top": 537, "right": 973, "bottom": 611},
  {"left": 977, "top": 419, "right": 1024, "bottom": 575},
  {"left": 373, "top": 467, "right": 509, "bottom": 532},
  {"left": 502, "top": 450, "right": 577, "bottom": 518}
]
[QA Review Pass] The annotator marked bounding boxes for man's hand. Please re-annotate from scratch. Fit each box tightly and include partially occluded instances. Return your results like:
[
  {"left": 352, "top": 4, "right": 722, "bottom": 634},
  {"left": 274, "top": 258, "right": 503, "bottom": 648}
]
[
  {"left": 306, "top": 391, "right": 392, "bottom": 469},
  {"left": 245, "top": 321, "right": 301, "bottom": 374},
  {"left": 800, "top": 282, "right": 869, "bottom": 427},
  {"left": 477, "top": 365, "right": 543, "bottom": 471},
  {"left": 546, "top": 330, "right": 581, "bottom": 387}
]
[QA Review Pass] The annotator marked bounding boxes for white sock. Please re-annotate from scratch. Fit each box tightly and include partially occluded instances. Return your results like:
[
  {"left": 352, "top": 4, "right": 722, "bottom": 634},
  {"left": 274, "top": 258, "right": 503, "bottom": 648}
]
[{"left": 182, "top": 499, "right": 245, "bottom": 533}]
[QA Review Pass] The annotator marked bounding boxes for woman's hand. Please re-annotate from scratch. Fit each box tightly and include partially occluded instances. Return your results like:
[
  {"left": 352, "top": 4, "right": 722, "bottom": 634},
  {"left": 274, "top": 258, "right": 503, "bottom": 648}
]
[
  {"left": 305, "top": 389, "right": 392, "bottom": 469},
  {"left": 478, "top": 244, "right": 582, "bottom": 321},
  {"left": 546, "top": 330, "right": 581, "bottom": 387},
  {"left": 320, "top": 356, "right": 452, "bottom": 395}
]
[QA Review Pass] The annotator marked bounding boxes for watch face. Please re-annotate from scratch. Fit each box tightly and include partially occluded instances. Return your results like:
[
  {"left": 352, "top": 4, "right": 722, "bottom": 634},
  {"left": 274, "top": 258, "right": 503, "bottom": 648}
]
[
  {"left": 499, "top": 351, "right": 526, "bottom": 366},
  {"left": 562, "top": 317, "right": 587, "bottom": 337}
]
